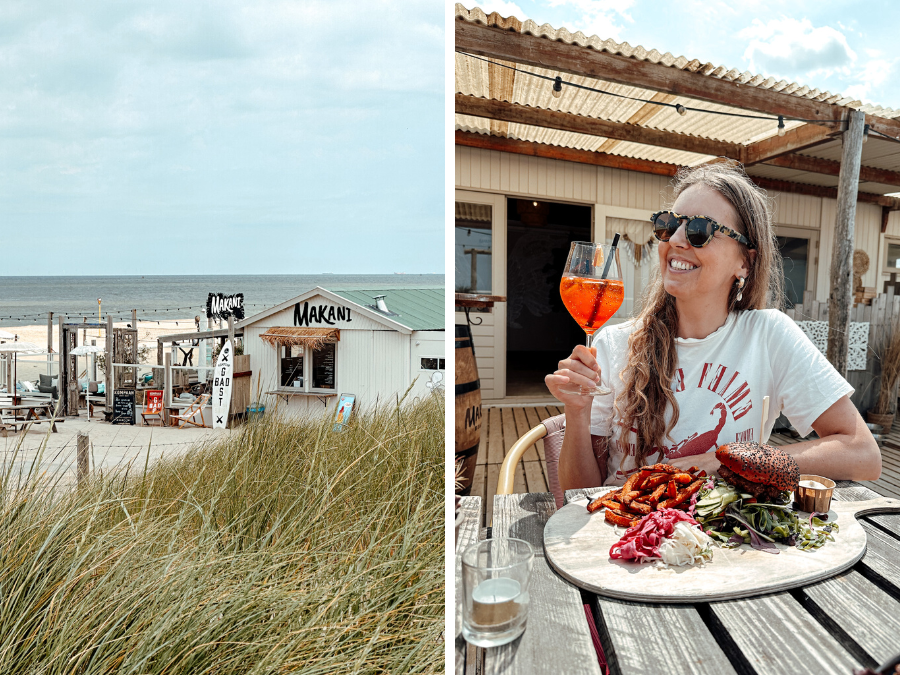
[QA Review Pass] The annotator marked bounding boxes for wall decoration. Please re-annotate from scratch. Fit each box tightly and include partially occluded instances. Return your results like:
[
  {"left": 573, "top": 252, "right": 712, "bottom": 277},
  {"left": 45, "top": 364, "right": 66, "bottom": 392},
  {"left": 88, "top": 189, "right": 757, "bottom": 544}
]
[{"left": 795, "top": 321, "right": 869, "bottom": 371}]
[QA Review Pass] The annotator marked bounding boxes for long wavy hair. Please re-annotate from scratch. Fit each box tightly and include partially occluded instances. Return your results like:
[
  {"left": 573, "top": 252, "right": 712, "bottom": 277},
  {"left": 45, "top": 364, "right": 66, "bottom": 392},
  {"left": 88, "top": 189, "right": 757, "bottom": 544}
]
[{"left": 615, "top": 162, "right": 784, "bottom": 468}]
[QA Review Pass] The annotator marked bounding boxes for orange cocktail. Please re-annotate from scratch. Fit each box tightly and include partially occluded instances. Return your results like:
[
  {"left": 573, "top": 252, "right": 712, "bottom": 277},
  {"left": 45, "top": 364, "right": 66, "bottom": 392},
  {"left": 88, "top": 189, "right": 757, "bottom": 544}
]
[{"left": 560, "top": 276, "right": 624, "bottom": 336}]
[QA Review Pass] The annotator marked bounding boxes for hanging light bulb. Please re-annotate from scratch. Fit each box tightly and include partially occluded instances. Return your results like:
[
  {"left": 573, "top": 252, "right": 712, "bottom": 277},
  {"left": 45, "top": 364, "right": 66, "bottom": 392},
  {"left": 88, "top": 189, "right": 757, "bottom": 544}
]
[
  {"left": 863, "top": 124, "right": 870, "bottom": 144},
  {"left": 551, "top": 76, "right": 562, "bottom": 98},
  {"left": 777, "top": 115, "right": 785, "bottom": 137},
  {"left": 675, "top": 104, "right": 686, "bottom": 116}
]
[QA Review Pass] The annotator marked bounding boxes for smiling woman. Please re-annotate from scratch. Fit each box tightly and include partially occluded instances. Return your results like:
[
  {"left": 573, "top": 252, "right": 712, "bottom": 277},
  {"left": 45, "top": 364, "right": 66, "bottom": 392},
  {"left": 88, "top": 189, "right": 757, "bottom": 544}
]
[{"left": 548, "top": 162, "right": 882, "bottom": 491}]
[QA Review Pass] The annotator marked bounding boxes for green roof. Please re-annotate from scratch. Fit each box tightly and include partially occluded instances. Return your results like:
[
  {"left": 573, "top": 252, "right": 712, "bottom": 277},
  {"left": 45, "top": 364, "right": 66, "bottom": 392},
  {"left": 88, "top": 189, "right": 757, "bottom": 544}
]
[{"left": 330, "top": 287, "right": 443, "bottom": 331}]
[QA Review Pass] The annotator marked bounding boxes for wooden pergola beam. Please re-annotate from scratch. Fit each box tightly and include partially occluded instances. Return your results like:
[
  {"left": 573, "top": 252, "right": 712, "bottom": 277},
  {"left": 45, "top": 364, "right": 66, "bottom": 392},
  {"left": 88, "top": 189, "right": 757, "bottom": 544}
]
[
  {"left": 455, "top": 131, "right": 900, "bottom": 209},
  {"left": 743, "top": 124, "right": 838, "bottom": 164},
  {"left": 762, "top": 154, "right": 900, "bottom": 188},
  {"left": 456, "top": 19, "right": 844, "bottom": 125},
  {"left": 456, "top": 130, "right": 679, "bottom": 176},
  {"left": 456, "top": 94, "right": 742, "bottom": 159}
]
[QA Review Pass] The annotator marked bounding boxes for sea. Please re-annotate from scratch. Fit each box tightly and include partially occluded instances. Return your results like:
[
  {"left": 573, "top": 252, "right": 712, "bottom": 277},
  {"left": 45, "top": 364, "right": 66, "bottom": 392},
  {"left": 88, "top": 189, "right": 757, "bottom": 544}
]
[{"left": 0, "top": 274, "right": 445, "bottom": 326}]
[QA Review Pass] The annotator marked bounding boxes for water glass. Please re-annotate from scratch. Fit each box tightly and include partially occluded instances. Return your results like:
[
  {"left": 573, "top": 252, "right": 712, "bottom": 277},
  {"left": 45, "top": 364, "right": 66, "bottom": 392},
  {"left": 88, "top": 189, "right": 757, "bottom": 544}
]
[{"left": 461, "top": 537, "right": 534, "bottom": 647}]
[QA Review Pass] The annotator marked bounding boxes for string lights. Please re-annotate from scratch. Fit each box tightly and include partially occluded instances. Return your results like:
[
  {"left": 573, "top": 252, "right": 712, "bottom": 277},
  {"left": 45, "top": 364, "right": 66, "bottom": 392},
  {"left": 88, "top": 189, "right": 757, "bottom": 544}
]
[{"left": 457, "top": 52, "right": 894, "bottom": 141}]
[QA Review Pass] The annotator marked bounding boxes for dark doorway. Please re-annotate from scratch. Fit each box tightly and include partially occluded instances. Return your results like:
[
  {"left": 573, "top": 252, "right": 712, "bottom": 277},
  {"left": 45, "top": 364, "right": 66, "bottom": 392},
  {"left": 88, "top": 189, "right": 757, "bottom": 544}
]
[{"left": 506, "top": 198, "right": 592, "bottom": 397}]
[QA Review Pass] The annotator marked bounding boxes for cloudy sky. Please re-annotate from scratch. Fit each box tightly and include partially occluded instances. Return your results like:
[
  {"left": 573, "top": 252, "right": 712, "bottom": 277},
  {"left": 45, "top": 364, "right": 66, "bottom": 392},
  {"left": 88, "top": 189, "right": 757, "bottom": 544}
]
[
  {"left": 0, "top": 1, "right": 443, "bottom": 275},
  {"left": 472, "top": 0, "right": 900, "bottom": 110}
]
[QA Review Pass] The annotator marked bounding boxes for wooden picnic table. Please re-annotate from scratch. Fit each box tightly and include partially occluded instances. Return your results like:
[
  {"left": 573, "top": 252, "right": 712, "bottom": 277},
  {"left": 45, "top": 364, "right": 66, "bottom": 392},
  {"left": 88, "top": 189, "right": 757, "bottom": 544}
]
[
  {"left": 0, "top": 400, "right": 61, "bottom": 434},
  {"left": 456, "top": 485, "right": 900, "bottom": 675}
]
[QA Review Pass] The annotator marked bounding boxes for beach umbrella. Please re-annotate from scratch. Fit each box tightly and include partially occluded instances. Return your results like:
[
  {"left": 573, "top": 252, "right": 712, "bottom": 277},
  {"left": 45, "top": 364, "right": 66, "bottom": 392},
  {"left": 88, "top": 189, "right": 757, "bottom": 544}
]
[
  {"left": 0, "top": 341, "right": 41, "bottom": 397},
  {"left": 70, "top": 345, "right": 106, "bottom": 356},
  {"left": 0, "top": 329, "right": 15, "bottom": 340},
  {"left": 71, "top": 344, "right": 106, "bottom": 389}
]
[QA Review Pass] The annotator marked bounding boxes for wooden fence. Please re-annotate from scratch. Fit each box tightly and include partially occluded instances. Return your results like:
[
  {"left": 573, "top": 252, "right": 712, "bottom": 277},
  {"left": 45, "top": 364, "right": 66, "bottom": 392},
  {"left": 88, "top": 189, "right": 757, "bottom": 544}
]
[{"left": 785, "top": 287, "right": 900, "bottom": 414}]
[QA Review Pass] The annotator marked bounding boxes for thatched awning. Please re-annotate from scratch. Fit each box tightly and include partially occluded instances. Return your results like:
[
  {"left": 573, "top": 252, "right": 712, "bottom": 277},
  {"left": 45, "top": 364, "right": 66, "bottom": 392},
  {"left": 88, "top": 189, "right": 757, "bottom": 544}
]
[{"left": 260, "top": 327, "right": 340, "bottom": 349}]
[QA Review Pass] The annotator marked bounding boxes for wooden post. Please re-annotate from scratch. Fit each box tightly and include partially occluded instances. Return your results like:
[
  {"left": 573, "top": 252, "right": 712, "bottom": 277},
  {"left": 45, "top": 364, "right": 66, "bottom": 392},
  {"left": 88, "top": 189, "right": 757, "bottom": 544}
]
[
  {"left": 228, "top": 316, "right": 235, "bottom": 351},
  {"left": 827, "top": 109, "right": 866, "bottom": 377},
  {"left": 58, "top": 316, "right": 66, "bottom": 416},
  {"left": 131, "top": 309, "right": 137, "bottom": 327},
  {"left": 106, "top": 315, "right": 113, "bottom": 411},
  {"left": 164, "top": 352, "right": 172, "bottom": 426},
  {"left": 47, "top": 312, "right": 53, "bottom": 376},
  {"left": 77, "top": 431, "right": 89, "bottom": 485}
]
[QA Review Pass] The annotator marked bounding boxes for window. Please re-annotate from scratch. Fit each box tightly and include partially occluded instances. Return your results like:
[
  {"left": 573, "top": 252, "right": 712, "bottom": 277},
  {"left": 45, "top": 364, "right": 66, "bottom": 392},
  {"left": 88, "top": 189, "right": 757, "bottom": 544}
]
[
  {"left": 280, "top": 343, "right": 336, "bottom": 392},
  {"left": 280, "top": 345, "right": 304, "bottom": 388},
  {"left": 311, "top": 343, "right": 336, "bottom": 391},
  {"left": 420, "top": 357, "right": 445, "bottom": 370},
  {"left": 456, "top": 201, "right": 492, "bottom": 293},
  {"left": 776, "top": 236, "right": 809, "bottom": 308},
  {"left": 885, "top": 241, "right": 900, "bottom": 271}
]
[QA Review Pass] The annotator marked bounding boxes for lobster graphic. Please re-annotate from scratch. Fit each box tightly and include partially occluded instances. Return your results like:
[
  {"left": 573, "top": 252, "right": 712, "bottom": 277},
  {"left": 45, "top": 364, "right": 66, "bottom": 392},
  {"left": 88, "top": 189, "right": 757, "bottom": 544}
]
[{"left": 664, "top": 403, "right": 728, "bottom": 459}]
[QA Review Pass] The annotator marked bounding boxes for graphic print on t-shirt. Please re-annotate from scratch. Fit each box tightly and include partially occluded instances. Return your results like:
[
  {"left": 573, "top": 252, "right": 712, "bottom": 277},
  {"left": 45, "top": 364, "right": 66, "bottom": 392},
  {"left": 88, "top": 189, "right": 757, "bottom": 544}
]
[{"left": 614, "top": 362, "right": 756, "bottom": 476}]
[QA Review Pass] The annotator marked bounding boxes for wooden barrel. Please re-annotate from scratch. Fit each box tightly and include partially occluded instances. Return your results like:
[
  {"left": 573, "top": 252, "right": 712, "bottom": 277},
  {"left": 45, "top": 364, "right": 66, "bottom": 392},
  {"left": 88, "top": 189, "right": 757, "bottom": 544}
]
[{"left": 455, "top": 323, "right": 482, "bottom": 496}]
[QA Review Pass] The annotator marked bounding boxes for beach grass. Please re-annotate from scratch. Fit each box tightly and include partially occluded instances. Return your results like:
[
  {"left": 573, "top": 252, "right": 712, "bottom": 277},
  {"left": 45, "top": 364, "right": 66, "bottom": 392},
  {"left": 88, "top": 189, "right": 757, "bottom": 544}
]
[{"left": 0, "top": 395, "right": 444, "bottom": 674}]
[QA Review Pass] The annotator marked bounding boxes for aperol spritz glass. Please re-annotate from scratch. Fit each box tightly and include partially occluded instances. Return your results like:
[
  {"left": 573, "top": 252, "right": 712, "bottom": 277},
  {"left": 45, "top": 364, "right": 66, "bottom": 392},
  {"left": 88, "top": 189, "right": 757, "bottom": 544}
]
[{"left": 559, "top": 241, "right": 624, "bottom": 396}]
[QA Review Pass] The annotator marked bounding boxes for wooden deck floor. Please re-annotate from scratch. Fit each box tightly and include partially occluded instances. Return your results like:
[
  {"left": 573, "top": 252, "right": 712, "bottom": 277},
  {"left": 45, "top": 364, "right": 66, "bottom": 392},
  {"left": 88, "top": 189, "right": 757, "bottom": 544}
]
[{"left": 469, "top": 405, "right": 900, "bottom": 524}]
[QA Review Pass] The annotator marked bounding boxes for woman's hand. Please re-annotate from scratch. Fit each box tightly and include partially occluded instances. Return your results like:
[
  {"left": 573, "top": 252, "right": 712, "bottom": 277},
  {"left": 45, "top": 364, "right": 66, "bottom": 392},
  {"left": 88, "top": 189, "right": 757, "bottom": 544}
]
[{"left": 545, "top": 344, "right": 602, "bottom": 411}]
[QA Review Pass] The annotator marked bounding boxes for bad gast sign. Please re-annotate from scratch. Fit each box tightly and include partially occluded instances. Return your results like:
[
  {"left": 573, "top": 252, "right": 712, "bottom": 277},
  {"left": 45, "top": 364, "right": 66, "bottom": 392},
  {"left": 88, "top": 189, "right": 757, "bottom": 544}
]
[
  {"left": 212, "top": 340, "right": 233, "bottom": 429},
  {"left": 207, "top": 293, "right": 245, "bottom": 321}
]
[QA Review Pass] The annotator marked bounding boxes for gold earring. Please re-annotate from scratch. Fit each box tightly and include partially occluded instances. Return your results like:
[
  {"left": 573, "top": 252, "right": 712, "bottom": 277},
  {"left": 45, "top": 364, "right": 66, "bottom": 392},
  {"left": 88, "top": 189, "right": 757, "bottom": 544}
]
[{"left": 736, "top": 276, "right": 745, "bottom": 302}]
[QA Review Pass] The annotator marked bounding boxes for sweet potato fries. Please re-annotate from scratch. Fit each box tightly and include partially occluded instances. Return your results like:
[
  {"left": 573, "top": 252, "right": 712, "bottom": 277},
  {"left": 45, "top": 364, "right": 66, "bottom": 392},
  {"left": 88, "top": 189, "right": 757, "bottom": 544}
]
[{"left": 587, "top": 464, "right": 707, "bottom": 528}]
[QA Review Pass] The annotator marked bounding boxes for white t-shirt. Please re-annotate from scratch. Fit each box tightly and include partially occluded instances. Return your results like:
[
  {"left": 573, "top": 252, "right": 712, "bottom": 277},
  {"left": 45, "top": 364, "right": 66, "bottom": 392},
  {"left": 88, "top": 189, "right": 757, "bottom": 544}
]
[{"left": 590, "top": 309, "right": 853, "bottom": 486}]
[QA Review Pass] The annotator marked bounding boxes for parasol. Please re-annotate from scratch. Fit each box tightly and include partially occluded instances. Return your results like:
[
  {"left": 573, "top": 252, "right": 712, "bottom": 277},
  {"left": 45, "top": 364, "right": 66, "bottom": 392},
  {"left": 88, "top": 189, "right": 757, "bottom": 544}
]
[
  {"left": 70, "top": 345, "right": 106, "bottom": 393},
  {"left": 0, "top": 329, "right": 14, "bottom": 340},
  {"left": 0, "top": 341, "right": 42, "bottom": 398}
]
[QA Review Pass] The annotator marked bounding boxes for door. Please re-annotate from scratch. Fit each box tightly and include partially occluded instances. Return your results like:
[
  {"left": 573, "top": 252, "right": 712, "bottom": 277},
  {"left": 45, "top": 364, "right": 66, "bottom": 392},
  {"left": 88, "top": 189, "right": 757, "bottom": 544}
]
[{"left": 454, "top": 190, "right": 506, "bottom": 400}]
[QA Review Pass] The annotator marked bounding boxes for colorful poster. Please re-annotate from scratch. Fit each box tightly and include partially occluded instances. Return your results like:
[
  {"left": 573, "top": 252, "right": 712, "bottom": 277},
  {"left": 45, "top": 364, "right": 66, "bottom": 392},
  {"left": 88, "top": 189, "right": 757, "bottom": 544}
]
[
  {"left": 212, "top": 340, "right": 233, "bottom": 429},
  {"left": 333, "top": 393, "right": 355, "bottom": 431}
]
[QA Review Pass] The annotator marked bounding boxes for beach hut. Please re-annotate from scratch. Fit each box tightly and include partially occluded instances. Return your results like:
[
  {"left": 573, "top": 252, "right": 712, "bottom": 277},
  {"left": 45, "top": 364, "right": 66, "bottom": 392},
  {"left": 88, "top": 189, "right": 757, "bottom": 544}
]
[
  {"left": 454, "top": 4, "right": 900, "bottom": 403},
  {"left": 239, "top": 285, "right": 444, "bottom": 416}
]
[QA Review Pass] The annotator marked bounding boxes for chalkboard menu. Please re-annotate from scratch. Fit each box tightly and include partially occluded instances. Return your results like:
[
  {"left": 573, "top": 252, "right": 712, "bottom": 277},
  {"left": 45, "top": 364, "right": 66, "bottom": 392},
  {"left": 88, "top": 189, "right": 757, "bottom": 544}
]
[
  {"left": 112, "top": 389, "right": 136, "bottom": 425},
  {"left": 312, "top": 344, "right": 336, "bottom": 390}
]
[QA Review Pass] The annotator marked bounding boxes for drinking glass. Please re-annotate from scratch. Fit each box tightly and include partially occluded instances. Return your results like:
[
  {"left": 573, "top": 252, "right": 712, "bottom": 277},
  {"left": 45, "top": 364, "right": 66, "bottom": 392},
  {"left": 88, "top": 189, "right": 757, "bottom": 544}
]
[
  {"left": 461, "top": 538, "right": 534, "bottom": 647},
  {"left": 559, "top": 241, "right": 624, "bottom": 396}
]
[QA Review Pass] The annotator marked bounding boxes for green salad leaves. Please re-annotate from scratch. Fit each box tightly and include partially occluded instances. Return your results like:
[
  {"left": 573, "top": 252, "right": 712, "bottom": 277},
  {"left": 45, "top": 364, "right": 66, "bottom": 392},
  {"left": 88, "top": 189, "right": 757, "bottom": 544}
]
[{"left": 691, "top": 479, "right": 837, "bottom": 553}]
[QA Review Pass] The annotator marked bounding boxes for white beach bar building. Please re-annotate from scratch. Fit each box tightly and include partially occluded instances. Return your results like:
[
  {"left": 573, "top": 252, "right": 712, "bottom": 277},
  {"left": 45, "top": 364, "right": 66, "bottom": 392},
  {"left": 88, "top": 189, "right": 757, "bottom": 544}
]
[{"left": 239, "top": 285, "right": 444, "bottom": 415}]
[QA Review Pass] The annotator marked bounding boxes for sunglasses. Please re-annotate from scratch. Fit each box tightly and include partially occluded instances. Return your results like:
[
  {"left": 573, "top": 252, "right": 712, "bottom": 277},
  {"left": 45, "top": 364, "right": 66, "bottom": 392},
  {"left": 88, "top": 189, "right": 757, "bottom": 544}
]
[{"left": 650, "top": 210, "right": 754, "bottom": 249}]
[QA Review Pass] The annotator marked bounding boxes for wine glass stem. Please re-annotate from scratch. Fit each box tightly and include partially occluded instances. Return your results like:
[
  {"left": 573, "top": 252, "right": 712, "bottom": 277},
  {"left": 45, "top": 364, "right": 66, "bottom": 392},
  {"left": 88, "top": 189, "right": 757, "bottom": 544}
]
[{"left": 585, "top": 332, "right": 593, "bottom": 349}]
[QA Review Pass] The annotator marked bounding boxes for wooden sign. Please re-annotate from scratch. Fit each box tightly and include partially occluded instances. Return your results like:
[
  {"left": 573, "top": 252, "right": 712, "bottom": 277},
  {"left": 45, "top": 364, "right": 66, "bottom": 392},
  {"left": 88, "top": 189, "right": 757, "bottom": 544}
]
[
  {"left": 212, "top": 340, "right": 233, "bottom": 429},
  {"left": 112, "top": 389, "right": 135, "bottom": 425},
  {"left": 207, "top": 293, "right": 244, "bottom": 321}
]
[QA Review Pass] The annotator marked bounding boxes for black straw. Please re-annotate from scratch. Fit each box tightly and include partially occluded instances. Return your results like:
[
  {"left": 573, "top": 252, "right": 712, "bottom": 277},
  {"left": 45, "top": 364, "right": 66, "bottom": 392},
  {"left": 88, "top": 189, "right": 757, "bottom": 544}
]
[{"left": 601, "top": 233, "right": 620, "bottom": 279}]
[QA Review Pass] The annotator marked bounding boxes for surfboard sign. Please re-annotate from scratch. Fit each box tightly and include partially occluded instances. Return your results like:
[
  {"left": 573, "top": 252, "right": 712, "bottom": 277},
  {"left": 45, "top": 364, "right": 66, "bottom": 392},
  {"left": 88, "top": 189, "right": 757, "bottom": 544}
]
[{"left": 212, "top": 340, "right": 233, "bottom": 429}]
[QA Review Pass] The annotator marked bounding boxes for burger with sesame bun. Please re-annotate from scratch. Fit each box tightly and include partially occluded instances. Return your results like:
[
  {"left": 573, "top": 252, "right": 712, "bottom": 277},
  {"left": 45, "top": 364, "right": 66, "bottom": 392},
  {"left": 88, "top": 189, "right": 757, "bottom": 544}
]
[{"left": 714, "top": 442, "right": 800, "bottom": 503}]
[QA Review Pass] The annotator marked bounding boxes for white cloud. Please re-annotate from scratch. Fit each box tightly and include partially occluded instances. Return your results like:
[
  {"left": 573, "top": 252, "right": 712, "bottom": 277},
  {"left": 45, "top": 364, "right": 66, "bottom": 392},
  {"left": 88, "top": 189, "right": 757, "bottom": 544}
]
[
  {"left": 472, "top": 0, "right": 528, "bottom": 20},
  {"left": 738, "top": 17, "right": 856, "bottom": 80},
  {"left": 544, "top": 0, "right": 634, "bottom": 40},
  {"left": 844, "top": 58, "right": 896, "bottom": 104}
]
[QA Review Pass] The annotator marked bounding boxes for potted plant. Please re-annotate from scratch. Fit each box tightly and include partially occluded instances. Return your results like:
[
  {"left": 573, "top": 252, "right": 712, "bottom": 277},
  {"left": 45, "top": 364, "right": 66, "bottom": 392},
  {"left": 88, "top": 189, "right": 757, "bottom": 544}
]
[{"left": 868, "top": 323, "right": 900, "bottom": 430}]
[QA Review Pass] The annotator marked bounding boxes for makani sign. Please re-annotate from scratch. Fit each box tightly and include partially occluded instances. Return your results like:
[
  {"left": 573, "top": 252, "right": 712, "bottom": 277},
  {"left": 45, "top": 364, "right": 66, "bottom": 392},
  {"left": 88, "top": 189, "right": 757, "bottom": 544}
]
[
  {"left": 207, "top": 293, "right": 245, "bottom": 321},
  {"left": 293, "top": 301, "right": 352, "bottom": 327},
  {"left": 212, "top": 340, "right": 233, "bottom": 429}
]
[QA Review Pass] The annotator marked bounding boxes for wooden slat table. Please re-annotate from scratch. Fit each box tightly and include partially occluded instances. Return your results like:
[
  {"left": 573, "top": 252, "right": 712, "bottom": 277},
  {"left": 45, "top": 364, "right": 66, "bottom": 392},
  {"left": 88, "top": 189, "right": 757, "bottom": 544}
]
[
  {"left": 455, "top": 496, "right": 482, "bottom": 675},
  {"left": 0, "top": 401, "right": 60, "bottom": 435},
  {"left": 462, "top": 485, "right": 900, "bottom": 675}
]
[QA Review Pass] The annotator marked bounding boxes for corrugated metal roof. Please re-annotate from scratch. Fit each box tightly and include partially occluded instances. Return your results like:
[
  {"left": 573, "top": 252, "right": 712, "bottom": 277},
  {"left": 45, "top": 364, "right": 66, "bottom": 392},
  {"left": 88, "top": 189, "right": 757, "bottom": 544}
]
[
  {"left": 456, "top": 4, "right": 900, "bottom": 193},
  {"left": 330, "top": 288, "right": 444, "bottom": 331},
  {"left": 456, "top": 4, "right": 900, "bottom": 119}
]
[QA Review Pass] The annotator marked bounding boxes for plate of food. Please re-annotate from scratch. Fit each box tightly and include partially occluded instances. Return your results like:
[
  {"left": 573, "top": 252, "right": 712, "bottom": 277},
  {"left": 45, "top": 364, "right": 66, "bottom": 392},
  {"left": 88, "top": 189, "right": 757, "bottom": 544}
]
[{"left": 543, "top": 441, "right": 900, "bottom": 603}]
